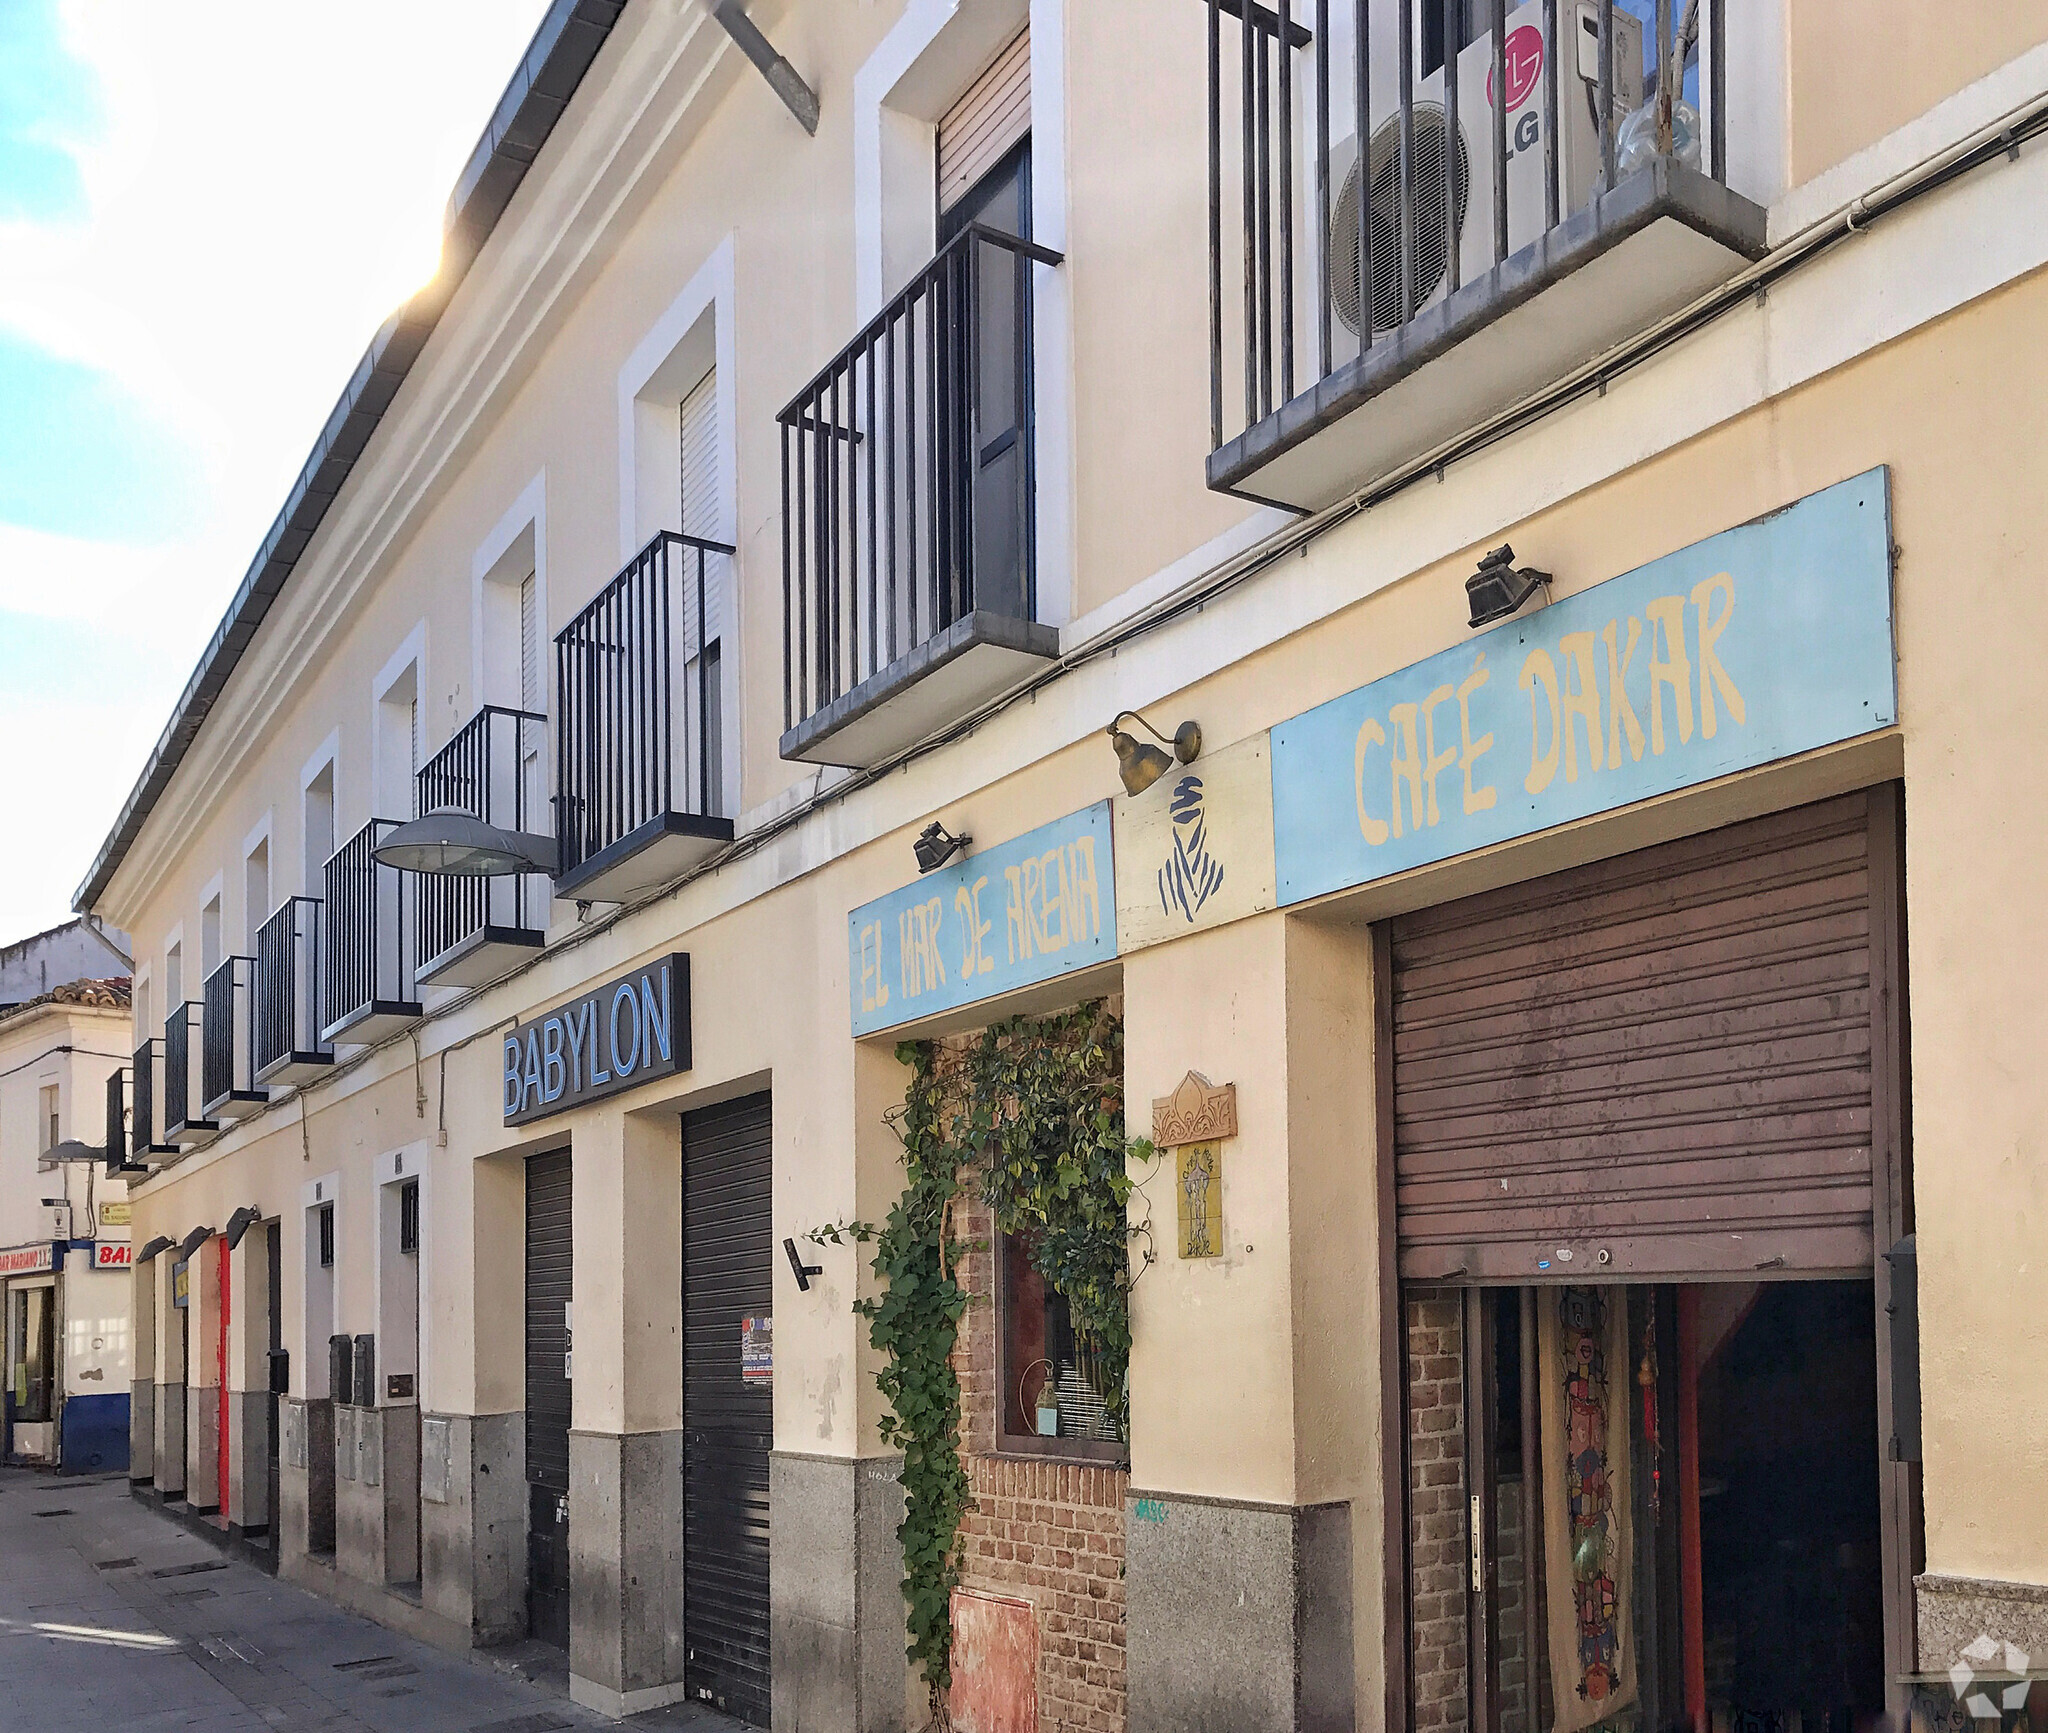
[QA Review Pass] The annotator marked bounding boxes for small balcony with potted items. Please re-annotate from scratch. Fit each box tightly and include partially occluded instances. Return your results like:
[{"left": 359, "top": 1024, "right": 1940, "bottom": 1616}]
[
  {"left": 254, "top": 896, "right": 334, "bottom": 1086},
  {"left": 200, "top": 955, "right": 268, "bottom": 1124},
  {"left": 321, "top": 818, "right": 424, "bottom": 1044},
  {"left": 551, "top": 532, "right": 736, "bottom": 903},
  {"left": 778, "top": 219, "right": 1064, "bottom": 768},
  {"left": 413, "top": 705, "right": 551, "bottom": 986},
  {"left": 1205, "top": 0, "right": 1766, "bottom": 510},
  {"left": 162, "top": 1000, "right": 220, "bottom": 1152}
]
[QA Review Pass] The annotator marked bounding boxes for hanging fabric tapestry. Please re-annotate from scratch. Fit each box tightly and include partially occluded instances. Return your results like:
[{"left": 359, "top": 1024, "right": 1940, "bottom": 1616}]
[{"left": 1540, "top": 1285, "right": 1637, "bottom": 1733}]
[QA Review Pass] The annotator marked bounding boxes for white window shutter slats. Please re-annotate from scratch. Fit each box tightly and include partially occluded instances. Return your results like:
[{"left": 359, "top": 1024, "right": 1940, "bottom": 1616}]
[{"left": 938, "top": 30, "right": 1030, "bottom": 215}]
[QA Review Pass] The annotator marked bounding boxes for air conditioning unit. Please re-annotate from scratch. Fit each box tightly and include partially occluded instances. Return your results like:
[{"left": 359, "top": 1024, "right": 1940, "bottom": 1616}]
[{"left": 1327, "top": 0, "right": 1643, "bottom": 347}]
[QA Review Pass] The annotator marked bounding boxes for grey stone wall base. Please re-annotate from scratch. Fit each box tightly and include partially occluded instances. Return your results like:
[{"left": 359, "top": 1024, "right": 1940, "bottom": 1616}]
[
  {"left": 155, "top": 1380, "right": 186, "bottom": 1496},
  {"left": 1125, "top": 1490, "right": 1355, "bottom": 1733},
  {"left": 332, "top": 1404, "right": 421, "bottom": 1587},
  {"left": 130, "top": 1379, "right": 155, "bottom": 1484},
  {"left": 281, "top": 1548, "right": 482, "bottom": 1659},
  {"left": 279, "top": 1398, "right": 337, "bottom": 1559},
  {"left": 769, "top": 1450, "right": 908, "bottom": 1733},
  {"left": 226, "top": 1389, "right": 269, "bottom": 1531},
  {"left": 186, "top": 1384, "right": 221, "bottom": 1513},
  {"left": 419, "top": 1410, "right": 527, "bottom": 1643},
  {"left": 568, "top": 1428, "right": 687, "bottom": 1701},
  {"left": 1917, "top": 1573, "right": 2048, "bottom": 1670}
]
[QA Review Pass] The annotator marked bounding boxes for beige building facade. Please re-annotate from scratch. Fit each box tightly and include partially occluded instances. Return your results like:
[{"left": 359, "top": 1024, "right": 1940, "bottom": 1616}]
[{"left": 74, "top": 0, "right": 2048, "bottom": 1727}]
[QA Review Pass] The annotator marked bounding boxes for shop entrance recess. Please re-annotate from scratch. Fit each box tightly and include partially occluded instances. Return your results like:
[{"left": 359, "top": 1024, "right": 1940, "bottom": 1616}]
[
  {"left": 217, "top": 1235, "right": 231, "bottom": 1515},
  {"left": 525, "top": 1147, "right": 573, "bottom": 1648},
  {"left": 682, "top": 1093, "right": 773, "bottom": 1725},
  {"left": 1379, "top": 788, "right": 1920, "bottom": 1733},
  {"left": 265, "top": 1219, "right": 283, "bottom": 1548}
]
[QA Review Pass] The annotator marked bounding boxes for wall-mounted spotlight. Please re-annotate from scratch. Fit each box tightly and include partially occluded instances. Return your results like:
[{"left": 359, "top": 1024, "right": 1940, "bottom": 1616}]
[
  {"left": 224, "top": 1207, "right": 261, "bottom": 1253},
  {"left": 784, "top": 1237, "right": 824, "bottom": 1292},
  {"left": 176, "top": 1224, "right": 214, "bottom": 1262},
  {"left": 913, "top": 821, "right": 972, "bottom": 875},
  {"left": 1465, "top": 544, "right": 1551, "bottom": 628},
  {"left": 135, "top": 1235, "right": 175, "bottom": 1264},
  {"left": 1107, "top": 711, "right": 1202, "bottom": 797}
]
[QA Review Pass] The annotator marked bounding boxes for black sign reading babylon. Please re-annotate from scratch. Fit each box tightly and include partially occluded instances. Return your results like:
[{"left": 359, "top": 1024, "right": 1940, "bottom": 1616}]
[{"left": 503, "top": 954, "right": 691, "bottom": 1126}]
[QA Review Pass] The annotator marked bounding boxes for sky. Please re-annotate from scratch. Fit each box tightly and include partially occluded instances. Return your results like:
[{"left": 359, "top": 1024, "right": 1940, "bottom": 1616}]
[{"left": 0, "top": 0, "right": 553, "bottom": 944}]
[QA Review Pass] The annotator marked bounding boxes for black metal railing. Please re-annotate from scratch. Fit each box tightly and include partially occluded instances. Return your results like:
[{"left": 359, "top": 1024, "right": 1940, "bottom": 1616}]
[
  {"left": 201, "top": 955, "right": 261, "bottom": 1111},
  {"left": 164, "top": 1001, "right": 207, "bottom": 1135},
  {"left": 104, "top": 1065, "right": 128, "bottom": 1174},
  {"left": 555, "top": 532, "right": 729, "bottom": 882},
  {"left": 1210, "top": 0, "right": 1727, "bottom": 447},
  {"left": 415, "top": 705, "right": 549, "bottom": 967},
  {"left": 256, "top": 896, "right": 330, "bottom": 1076},
  {"left": 778, "top": 221, "right": 1063, "bottom": 731},
  {"left": 323, "top": 818, "right": 419, "bottom": 1034},
  {"left": 131, "top": 1039, "right": 158, "bottom": 1153}
]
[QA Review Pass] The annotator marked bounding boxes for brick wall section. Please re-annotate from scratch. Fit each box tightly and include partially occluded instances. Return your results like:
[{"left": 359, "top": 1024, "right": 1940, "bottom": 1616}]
[
  {"left": 1409, "top": 1285, "right": 1470, "bottom": 1733},
  {"left": 951, "top": 1188, "right": 1129, "bottom": 1733}
]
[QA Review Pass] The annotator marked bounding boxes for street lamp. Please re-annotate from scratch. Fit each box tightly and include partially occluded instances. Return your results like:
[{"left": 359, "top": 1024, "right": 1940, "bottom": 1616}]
[{"left": 371, "top": 808, "right": 557, "bottom": 877}]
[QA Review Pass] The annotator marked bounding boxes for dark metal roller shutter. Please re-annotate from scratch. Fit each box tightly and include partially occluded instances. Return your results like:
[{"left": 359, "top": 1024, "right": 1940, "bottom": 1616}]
[
  {"left": 1391, "top": 792, "right": 1882, "bottom": 1283},
  {"left": 525, "top": 1149, "right": 574, "bottom": 1493},
  {"left": 684, "top": 1093, "right": 773, "bottom": 1726}
]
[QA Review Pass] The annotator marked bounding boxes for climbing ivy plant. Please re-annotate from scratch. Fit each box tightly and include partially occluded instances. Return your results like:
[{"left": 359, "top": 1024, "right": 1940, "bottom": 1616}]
[{"left": 808, "top": 1000, "right": 1153, "bottom": 1725}]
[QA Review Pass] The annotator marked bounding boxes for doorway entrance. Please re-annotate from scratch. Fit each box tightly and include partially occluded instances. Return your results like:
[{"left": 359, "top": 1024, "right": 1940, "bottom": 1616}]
[
  {"left": 682, "top": 1094, "right": 773, "bottom": 1724},
  {"left": 525, "top": 1147, "right": 573, "bottom": 1648}
]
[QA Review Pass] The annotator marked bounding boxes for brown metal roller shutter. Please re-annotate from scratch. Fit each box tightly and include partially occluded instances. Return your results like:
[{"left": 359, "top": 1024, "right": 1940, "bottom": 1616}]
[
  {"left": 1391, "top": 792, "right": 1885, "bottom": 1283},
  {"left": 937, "top": 29, "right": 1030, "bottom": 215},
  {"left": 683, "top": 1092, "right": 774, "bottom": 1726}
]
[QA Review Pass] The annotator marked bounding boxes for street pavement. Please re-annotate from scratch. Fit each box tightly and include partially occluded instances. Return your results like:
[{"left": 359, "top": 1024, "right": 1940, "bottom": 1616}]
[{"left": 0, "top": 1465, "right": 746, "bottom": 1732}]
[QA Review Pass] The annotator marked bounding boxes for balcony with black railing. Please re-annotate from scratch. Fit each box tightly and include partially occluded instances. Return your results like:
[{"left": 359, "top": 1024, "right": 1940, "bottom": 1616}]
[
  {"left": 1206, "top": 0, "right": 1765, "bottom": 510},
  {"left": 323, "top": 818, "right": 423, "bottom": 1043},
  {"left": 130, "top": 1038, "right": 177, "bottom": 1160},
  {"left": 201, "top": 956, "right": 268, "bottom": 1123},
  {"left": 255, "top": 896, "right": 333, "bottom": 1085},
  {"left": 554, "top": 532, "right": 736, "bottom": 903},
  {"left": 415, "top": 705, "right": 551, "bottom": 986},
  {"left": 103, "top": 1065, "right": 129, "bottom": 1177},
  {"left": 163, "top": 1001, "right": 219, "bottom": 1150},
  {"left": 779, "top": 222, "right": 1064, "bottom": 768}
]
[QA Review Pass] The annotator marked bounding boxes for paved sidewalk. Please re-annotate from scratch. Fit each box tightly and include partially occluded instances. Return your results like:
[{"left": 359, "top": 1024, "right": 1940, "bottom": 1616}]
[{"left": 0, "top": 1466, "right": 744, "bottom": 1733}]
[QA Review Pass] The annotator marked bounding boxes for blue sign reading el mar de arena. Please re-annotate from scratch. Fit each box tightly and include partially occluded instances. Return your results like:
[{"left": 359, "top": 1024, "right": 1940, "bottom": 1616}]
[
  {"left": 1271, "top": 469, "right": 1897, "bottom": 905},
  {"left": 849, "top": 802, "right": 1116, "bottom": 1037},
  {"left": 504, "top": 954, "right": 691, "bottom": 1125}
]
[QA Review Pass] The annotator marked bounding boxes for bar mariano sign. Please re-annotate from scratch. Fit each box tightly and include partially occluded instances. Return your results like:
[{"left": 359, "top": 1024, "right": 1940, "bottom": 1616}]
[{"left": 504, "top": 954, "right": 691, "bottom": 1126}]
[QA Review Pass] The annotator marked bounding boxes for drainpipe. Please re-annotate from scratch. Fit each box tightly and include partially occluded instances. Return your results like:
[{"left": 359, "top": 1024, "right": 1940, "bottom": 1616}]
[{"left": 708, "top": 0, "right": 819, "bottom": 135}]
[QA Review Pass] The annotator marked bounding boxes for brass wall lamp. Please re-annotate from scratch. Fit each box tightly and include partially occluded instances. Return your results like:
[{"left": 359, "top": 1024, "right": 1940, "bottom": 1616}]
[{"left": 1107, "top": 711, "right": 1202, "bottom": 797}]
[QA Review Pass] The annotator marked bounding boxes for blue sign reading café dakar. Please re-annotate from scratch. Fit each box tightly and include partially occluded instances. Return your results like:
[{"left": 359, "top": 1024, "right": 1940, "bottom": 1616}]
[
  {"left": 1271, "top": 469, "right": 1897, "bottom": 905},
  {"left": 850, "top": 802, "right": 1117, "bottom": 1037}
]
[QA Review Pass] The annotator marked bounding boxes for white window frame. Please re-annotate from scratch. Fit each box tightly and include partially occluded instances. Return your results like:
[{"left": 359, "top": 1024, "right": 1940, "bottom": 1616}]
[
  {"left": 374, "top": 1145, "right": 431, "bottom": 1411},
  {"left": 198, "top": 872, "right": 225, "bottom": 984},
  {"left": 471, "top": 471, "right": 550, "bottom": 716},
  {"left": 371, "top": 623, "right": 428, "bottom": 821},
  {"left": 242, "top": 811, "right": 274, "bottom": 953},
  {"left": 300, "top": 729, "right": 342, "bottom": 900},
  {"left": 300, "top": 1171, "right": 342, "bottom": 1400},
  {"left": 617, "top": 237, "right": 741, "bottom": 819},
  {"left": 852, "top": 0, "right": 1073, "bottom": 627},
  {"left": 162, "top": 925, "right": 186, "bottom": 1017}
]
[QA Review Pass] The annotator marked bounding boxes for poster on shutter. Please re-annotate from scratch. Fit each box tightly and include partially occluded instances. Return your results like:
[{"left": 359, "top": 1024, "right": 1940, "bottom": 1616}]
[{"left": 741, "top": 1314, "right": 772, "bottom": 1385}]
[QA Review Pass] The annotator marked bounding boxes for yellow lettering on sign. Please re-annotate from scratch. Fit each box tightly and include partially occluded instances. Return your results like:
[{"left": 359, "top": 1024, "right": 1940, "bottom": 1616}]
[
  {"left": 955, "top": 876, "right": 994, "bottom": 979},
  {"left": 1520, "top": 646, "right": 1562, "bottom": 794},
  {"left": 858, "top": 920, "right": 890, "bottom": 1014},
  {"left": 1558, "top": 631, "right": 1604, "bottom": 783},
  {"left": 1603, "top": 616, "right": 1646, "bottom": 766},
  {"left": 1067, "top": 838, "right": 1102, "bottom": 945},
  {"left": 1645, "top": 595, "right": 1694, "bottom": 754},
  {"left": 1004, "top": 866, "right": 1029, "bottom": 963},
  {"left": 1038, "top": 848, "right": 1068, "bottom": 952},
  {"left": 1691, "top": 572, "right": 1745, "bottom": 740},
  {"left": 1354, "top": 717, "right": 1390, "bottom": 845},
  {"left": 1387, "top": 703, "right": 1425, "bottom": 839},
  {"left": 1420, "top": 684, "right": 1457, "bottom": 827},
  {"left": 1456, "top": 653, "right": 1496, "bottom": 816}
]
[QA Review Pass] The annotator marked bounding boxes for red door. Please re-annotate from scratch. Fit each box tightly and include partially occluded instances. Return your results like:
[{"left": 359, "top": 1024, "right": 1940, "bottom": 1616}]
[{"left": 217, "top": 1237, "right": 231, "bottom": 1517}]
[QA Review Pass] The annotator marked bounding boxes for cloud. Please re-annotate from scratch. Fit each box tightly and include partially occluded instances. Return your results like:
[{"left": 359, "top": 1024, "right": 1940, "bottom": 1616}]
[{"left": 0, "top": 0, "right": 554, "bottom": 937}]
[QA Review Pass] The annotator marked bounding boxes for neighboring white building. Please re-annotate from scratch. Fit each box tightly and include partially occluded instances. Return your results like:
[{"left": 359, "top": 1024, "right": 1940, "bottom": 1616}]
[
  {"left": 0, "top": 974, "right": 134, "bottom": 1472},
  {"left": 0, "top": 918, "right": 130, "bottom": 1008}
]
